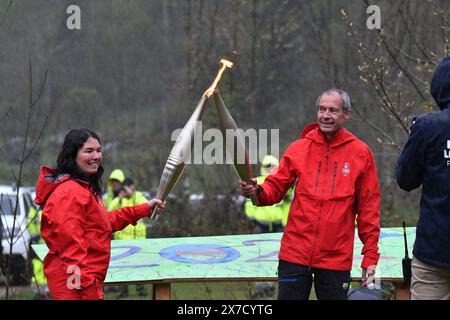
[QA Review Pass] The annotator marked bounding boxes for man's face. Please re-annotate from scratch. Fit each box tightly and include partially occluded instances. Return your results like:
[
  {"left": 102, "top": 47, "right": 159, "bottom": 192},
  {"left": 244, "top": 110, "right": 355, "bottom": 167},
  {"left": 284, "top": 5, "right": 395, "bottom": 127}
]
[{"left": 317, "top": 91, "right": 351, "bottom": 140}]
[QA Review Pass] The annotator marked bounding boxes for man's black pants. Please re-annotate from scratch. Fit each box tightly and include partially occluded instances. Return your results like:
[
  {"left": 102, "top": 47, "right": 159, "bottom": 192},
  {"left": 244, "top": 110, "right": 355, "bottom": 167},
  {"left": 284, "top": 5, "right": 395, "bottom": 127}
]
[{"left": 277, "top": 259, "right": 351, "bottom": 300}]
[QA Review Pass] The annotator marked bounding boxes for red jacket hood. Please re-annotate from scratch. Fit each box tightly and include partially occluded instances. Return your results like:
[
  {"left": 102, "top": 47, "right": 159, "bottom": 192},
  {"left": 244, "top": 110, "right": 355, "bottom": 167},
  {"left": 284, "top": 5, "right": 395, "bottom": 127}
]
[
  {"left": 34, "top": 166, "right": 88, "bottom": 207},
  {"left": 301, "top": 122, "right": 357, "bottom": 148},
  {"left": 299, "top": 122, "right": 319, "bottom": 139}
]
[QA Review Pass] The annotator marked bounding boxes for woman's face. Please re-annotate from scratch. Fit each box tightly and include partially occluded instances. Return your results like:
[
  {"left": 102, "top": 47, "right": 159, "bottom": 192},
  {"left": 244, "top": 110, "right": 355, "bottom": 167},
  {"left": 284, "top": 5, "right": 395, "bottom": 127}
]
[{"left": 75, "top": 137, "right": 102, "bottom": 176}]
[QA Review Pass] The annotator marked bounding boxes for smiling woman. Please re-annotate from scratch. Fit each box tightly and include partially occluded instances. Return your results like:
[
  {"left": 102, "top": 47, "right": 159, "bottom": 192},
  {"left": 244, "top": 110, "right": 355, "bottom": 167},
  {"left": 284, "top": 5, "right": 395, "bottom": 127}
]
[
  {"left": 34, "top": 128, "right": 165, "bottom": 300},
  {"left": 75, "top": 137, "right": 102, "bottom": 176}
]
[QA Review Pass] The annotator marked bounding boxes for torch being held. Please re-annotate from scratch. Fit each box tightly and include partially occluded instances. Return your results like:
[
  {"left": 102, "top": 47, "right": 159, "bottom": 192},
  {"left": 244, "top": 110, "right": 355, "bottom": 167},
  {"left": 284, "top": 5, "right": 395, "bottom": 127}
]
[
  {"left": 150, "top": 58, "right": 235, "bottom": 222},
  {"left": 213, "top": 89, "right": 258, "bottom": 205},
  {"left": 149, "top": 96, "right": 208, "bottom": 222}
]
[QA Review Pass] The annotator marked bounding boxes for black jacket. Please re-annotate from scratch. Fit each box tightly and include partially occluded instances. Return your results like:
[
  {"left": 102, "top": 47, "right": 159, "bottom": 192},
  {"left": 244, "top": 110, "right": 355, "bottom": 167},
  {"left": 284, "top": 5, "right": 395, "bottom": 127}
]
[{"left": 396, "top": 57, "right": 450, "bottom": 268}]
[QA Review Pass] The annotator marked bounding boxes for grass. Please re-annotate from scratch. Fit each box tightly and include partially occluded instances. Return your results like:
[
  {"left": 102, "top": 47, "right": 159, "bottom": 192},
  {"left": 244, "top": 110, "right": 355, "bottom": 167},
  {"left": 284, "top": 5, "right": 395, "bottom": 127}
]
[{"left": 3, "top": 281, "right": 394, "bottom": 300}]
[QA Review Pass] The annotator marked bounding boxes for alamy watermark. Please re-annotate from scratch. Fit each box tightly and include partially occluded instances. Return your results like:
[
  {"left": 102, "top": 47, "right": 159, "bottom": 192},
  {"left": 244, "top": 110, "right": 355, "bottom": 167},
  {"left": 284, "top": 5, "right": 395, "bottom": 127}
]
[
  {"left": 171, "top": 121, "right": 279, "bottom": 165},
  {"left": 66, "top": 5, "right": 81, "bottom": 30},
  {"left": 366, "top": 5, "right": 381, "bottom": 30},
  {"left": 66, "top": 265, "right": 81, "bottom": 289}
]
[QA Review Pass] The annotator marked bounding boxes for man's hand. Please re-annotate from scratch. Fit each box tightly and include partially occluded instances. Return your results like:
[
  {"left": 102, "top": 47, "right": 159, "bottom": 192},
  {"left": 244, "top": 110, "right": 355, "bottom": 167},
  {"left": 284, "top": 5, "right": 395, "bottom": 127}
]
[
  {"left": 239, "top": 179, "right": 258, "bottom": 198},
  {"left": 362, "top": 265, "right": 376, "bottom": 288},
  {"left": 149, "top": 199, "right": 166, "bottom": 215}
]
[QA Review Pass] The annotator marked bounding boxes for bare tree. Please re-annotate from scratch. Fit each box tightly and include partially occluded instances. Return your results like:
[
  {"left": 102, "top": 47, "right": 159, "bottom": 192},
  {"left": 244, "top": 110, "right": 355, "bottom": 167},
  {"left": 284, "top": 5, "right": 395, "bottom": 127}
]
[
  {"left": 341, "top": 0, "right": 447, "bottom": 150},
  {"left": 0, "top": 0, "right": 13, "bottom": 28},
  {"left": 1, "top": 61, "right": 49, "bottom": 299}
]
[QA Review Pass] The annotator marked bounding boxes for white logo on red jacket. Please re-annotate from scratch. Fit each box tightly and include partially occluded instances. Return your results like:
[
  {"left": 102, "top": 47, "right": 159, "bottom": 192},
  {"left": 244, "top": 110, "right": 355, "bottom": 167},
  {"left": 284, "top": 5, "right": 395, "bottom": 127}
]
[{"left": 342, "top": 162, "right": 350, "bottom": 176}]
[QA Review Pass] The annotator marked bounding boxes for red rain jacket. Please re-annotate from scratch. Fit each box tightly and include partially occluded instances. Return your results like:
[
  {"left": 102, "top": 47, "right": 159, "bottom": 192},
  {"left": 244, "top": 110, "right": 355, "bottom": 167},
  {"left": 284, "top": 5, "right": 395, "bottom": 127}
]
[
  {"left": 258, "top": 124, "right": 380, "bottom": 270},
  {"left": 35, "top": 166, "right": 151, "bottom": 300}
]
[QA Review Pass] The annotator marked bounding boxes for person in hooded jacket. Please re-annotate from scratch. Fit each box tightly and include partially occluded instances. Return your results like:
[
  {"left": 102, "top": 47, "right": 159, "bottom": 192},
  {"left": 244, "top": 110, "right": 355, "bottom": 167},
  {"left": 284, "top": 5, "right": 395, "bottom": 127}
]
[
  {"left": 102, "top": 168, "right": 125, "bottom": 209},
  {"left": 396, "top": 57, "right": 450, "bottom": 300},
  {"left": 34, "top": 128, "right": 165, "bottom": 300},
  {"left": 240, "top": 89, "right": 381, "bottom": 300}
]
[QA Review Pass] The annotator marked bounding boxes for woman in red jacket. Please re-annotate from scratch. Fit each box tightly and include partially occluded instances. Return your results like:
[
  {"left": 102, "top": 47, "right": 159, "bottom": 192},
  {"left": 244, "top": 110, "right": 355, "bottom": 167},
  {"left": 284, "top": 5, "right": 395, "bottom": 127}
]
[{"left": 34, "top": 128, "right": 165, "bottom": 300}]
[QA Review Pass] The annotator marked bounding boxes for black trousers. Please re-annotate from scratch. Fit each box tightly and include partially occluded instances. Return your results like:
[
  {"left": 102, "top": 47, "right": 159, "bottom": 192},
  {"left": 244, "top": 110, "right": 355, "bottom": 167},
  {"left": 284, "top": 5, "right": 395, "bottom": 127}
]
[{"left": 277, "top": 259, "right": 351, "bottom": 300}]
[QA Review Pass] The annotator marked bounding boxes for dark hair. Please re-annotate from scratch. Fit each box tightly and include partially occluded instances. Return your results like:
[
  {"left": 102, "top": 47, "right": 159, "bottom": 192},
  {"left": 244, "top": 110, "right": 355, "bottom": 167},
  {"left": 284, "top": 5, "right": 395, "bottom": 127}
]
[
  {"left": 55, "top": 128, "right": 104, "bottom": 197},
  {"left": 123, "top": 177, "right": 134, "bottom": 186}
]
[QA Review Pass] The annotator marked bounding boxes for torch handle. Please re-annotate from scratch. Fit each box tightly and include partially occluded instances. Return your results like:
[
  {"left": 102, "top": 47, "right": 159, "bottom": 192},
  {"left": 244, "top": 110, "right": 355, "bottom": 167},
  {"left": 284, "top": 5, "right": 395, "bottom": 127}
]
[
  {"left": 250, "top": 194, "right": 258, "bottom": 206},
  {"left": 149, "top": 201, "right": 160, "bottom": 221}
]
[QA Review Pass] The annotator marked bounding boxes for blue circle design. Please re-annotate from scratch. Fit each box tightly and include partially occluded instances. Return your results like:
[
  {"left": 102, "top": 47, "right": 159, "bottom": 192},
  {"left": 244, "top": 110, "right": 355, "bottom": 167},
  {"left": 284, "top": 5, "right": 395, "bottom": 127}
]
[
  {"left": 160, "top": 244, "right": 240, "bottom": 264},
  {"left": 109, "top": 245, "right": 159, "bottom": 269},
  {"left": 110, "top": 245, "right": 141, "bottom": 261}
]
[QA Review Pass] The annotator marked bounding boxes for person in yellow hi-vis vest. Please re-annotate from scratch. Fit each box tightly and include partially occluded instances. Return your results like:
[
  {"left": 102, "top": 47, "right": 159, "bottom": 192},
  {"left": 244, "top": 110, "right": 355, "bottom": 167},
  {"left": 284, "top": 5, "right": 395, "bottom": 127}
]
[
  {"left": 102, "top": 169, "right": 126, "bottom": 210},
  {"left": 108, "top": 177, "right": 148, "bottom": 240},
  {"left": 108, "top": 177, "right": 149, "bottom": 298},
  {"left": 27, "top": 206, "right": 49, "bottom": 298},
  {"left": 245, "top": 155, "right": 285, "bottom": 233}
]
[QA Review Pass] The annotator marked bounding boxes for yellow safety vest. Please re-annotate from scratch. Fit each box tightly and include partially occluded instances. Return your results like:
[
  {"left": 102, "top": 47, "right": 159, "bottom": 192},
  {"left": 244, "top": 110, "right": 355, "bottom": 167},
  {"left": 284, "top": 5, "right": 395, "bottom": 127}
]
[
  {"left": 27, "top": 207, "right": 47, "bottom": 284},
  {"left": 245, "top": 175, "right": 283, "bottom": 225},
  {"left": 110, "top": 191, "right": 148, "bottom": 240}
]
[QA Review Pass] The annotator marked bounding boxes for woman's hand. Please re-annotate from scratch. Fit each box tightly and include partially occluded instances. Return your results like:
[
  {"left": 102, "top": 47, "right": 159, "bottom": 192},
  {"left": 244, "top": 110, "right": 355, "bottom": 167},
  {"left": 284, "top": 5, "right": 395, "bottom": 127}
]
[
  {"left": 239, "top": 178, "right": 259, "bottom": 198},
  {"left": 148, "top": 199, "right": 166, "bottom": 215}
]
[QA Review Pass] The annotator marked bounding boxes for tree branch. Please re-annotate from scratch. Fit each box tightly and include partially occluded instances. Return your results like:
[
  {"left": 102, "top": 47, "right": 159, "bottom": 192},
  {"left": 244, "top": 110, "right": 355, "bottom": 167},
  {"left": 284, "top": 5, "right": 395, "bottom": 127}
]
[{"left": 0, "top": 0, "right": 13, "bottom": 28}]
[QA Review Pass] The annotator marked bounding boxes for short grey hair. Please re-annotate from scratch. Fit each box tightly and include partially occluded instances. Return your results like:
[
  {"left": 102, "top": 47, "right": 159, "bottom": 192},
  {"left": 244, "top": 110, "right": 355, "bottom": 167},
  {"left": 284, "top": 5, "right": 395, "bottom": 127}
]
[{"left": 316, "top": 89, "right": 352, "bottom": 113}]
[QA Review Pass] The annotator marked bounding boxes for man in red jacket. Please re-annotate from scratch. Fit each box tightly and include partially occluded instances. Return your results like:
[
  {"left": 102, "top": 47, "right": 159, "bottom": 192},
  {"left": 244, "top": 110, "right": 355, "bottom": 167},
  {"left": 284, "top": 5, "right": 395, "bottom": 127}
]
[{"left": 240, "top": 89, "right": 380, "bottom": 300}]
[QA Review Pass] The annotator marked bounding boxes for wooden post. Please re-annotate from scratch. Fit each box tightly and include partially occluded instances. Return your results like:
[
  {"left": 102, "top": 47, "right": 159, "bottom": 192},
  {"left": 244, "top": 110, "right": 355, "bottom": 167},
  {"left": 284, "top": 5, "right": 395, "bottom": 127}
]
[
  {"left": 394, "top": 282, "right": 410, "bottom": 300},
  {"left": 153, "top": 282, "right": 171, "bottom": 300}
]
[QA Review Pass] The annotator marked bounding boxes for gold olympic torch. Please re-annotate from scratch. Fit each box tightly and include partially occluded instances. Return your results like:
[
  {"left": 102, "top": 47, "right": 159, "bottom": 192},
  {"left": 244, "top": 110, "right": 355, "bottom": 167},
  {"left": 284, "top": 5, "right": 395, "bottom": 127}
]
[
  {"left": 212, "top": 89, "right": 258, "bottom": 206},
  {"left": 150, "top": 59, "right": 234, "bottom": 222},
  {"left": 149, "top": 96, "right": 208, "bottom": 222}
]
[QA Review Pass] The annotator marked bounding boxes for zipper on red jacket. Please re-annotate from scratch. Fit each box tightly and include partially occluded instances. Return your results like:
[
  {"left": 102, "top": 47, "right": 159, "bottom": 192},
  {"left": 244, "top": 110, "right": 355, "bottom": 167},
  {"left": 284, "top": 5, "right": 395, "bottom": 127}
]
[
  {"left": 314, "top": 161, "right": 322, "bottom": 194},
  {"left": 331, "top": 161, "right": 338, "bottom": 194},
  {"left": 309, "top": 143, "right": 329, "bottom": 267}
]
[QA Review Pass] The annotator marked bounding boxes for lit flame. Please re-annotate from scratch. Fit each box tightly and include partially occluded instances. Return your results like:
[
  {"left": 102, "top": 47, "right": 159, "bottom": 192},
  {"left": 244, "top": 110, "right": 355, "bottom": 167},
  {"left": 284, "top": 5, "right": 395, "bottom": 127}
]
[{"left": 203, "top": 59, "right": 234, "bottom": 97}]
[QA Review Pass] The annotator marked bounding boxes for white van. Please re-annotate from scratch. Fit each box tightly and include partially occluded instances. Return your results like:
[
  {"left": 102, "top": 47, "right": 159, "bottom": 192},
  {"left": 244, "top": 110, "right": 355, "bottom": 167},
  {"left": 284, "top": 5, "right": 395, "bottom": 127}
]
[{"left": 0, "top": 184, "right": 35, "bottom": 285}]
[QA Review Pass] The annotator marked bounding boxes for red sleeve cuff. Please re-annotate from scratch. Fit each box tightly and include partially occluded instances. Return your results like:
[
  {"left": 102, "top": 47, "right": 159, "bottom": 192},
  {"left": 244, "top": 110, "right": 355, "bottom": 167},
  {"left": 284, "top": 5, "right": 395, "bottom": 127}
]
[{"left": 133, "top": 203, "right": 151, "bottom": 220}]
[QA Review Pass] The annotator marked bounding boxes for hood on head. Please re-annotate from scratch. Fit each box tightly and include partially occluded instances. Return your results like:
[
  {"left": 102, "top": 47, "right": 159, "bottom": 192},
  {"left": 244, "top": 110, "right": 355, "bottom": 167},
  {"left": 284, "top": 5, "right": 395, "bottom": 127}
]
[
  {"left": 108, "top": 169, "right": 125, "bottom": 183},
  {"left": 430, "top": 57, "right": 450, "bottom": 110},
  {"left": 260, "top": 155, "right": 279, "bottom": 176},
  {"left": 106, "top": 168, "right": 125, "bottom": 195}
]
